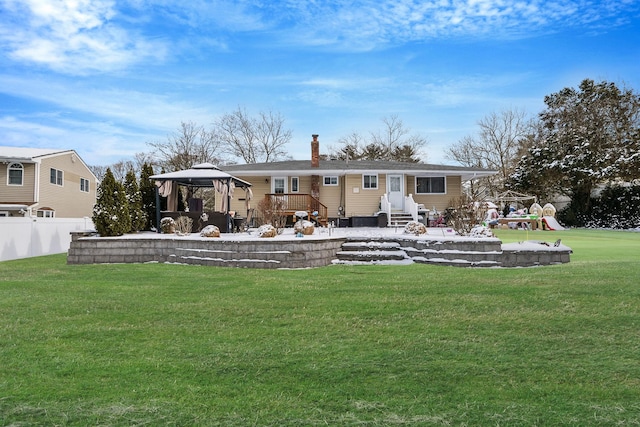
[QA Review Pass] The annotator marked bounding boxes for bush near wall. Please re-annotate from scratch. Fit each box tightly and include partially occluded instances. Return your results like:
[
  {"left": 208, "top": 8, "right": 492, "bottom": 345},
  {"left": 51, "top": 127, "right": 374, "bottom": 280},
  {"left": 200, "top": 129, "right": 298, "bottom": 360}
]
[{"left": 561, "top": 184, "right": 640, "bottom": 229}]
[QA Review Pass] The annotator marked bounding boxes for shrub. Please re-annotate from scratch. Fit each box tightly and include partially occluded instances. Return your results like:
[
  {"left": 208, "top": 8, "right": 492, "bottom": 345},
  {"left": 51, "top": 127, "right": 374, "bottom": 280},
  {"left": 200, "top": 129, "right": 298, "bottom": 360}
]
[
  {"left": 579, "top": 184, "right": 640, "bottom": 229},
  {"left": 125, "top": 170, "right": 146, "bottom": 233},
  {"left": 256, "top": 196, "right": 287, "bottom": 233},
  {"left": 175, "top": 216, "right": 193, "bottom": 235},
  {"left": 139, "top": 163, "right": 157, "bottom": 231},
  {"left": 92, "top": 168, "right": 131, "bottom": 236}
]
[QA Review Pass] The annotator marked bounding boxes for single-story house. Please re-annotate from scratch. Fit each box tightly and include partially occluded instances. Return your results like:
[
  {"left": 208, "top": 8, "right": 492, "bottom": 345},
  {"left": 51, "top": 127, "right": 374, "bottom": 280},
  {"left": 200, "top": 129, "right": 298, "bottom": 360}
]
[
  {"left": 222, "top": 135, "right": 497, "bottom": 227},
  {"left": 0, "top": 147, "right": 97, "bottom": 218}
]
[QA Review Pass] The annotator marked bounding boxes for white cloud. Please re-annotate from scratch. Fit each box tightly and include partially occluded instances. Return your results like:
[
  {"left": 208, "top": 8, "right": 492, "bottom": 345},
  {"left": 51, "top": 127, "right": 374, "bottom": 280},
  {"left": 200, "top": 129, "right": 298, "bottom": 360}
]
[
  {"left": 0, "top": 74, "right": 212, "bottom": 130},
  {"left": 261, "top": 0, "right": 639, "bottom": 50},
  {"left": 1, "top": 0, "right": 166, "bottom": 74}
]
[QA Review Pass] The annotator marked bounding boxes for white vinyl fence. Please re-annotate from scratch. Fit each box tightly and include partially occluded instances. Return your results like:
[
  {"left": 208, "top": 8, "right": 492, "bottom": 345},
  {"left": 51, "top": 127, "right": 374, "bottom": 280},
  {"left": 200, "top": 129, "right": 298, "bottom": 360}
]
[{"left": 0, "top": 217, "right": 94, "bottom": 262}]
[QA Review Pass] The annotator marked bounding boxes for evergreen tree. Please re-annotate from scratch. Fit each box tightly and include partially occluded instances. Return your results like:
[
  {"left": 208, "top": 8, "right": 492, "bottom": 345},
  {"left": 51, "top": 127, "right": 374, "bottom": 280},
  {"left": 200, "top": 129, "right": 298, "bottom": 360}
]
[
  {"left": 92, "top": 168, "right": 131, "bottom": 236},
  {"left": 124, "top": 169, "right": 146, "bottom": 232},
  {"left": 139, "top": 163, "right": 157, "bottom": 230},
  {"left": 509, "top": 79, "right": 640, "bottom": 225}
]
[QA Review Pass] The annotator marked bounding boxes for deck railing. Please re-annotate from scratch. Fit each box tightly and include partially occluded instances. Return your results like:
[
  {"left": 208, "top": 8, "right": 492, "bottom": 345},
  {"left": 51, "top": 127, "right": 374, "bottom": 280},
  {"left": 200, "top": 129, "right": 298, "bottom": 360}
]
[{"left": 264, "top": 193, "right": 328, "bottom": 224}]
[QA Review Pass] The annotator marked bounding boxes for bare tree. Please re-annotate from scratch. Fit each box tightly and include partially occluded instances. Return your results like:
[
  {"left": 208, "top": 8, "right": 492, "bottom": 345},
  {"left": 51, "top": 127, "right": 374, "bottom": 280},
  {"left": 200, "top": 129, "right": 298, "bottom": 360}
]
[
  {"left": 328, "top": 132, "right": 366, "bottom": 160},
  {"left": 147, "top": 121, "right": 225, "bottom": 172},
  {"left": 329, "top": 115, "right": 428, "bottom": 162},
  {"left": 214, "top": 107, "right": 292, "bottom": 164},
  {"left": 109, "top": 160, "right": 135, "bottom": 183},
  {"left": 446, "top": 108, "right": 531, "bottom": 195},
  {"left": 88, "top": 164, "right": 107, "bottom": 182},
  {"left": 370, "top": 114, "right": 427, "bottom": 160},
  {"left": 133, "top": 152, "right": 156, "bottom": 175}
]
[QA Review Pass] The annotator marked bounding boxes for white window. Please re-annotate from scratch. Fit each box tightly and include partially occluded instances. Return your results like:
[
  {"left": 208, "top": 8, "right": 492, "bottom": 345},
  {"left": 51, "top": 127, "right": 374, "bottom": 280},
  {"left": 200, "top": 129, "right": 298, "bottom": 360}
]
[
  {"left": 37, "top": 210, "right": 55, "bottom": 218},
  {"left": 323, "top": 176, "right": 338, "bottom": 186},
  {"left": 416, "top": 177, "right": 446, "bottom": 194},
  {"left": 7, "top": 162, "right": 23, "bottom": 186},
  {"left": 50, "top": 168, "right": 63, "bottom": 186},
  {"left": 0, "top": 212, "right": 8, "bottom": 217},
  {"left": 273, "top": 177, "right": 286, "bottom": 194},
  {"left": 362, "top": 174, "right": 378, "bottom": 190},
  {"left": 80, "top": 178, "right": 90, "bottom": 192},
  {"left": 291, "top": 177, "right": 299, "bottom": 193}
]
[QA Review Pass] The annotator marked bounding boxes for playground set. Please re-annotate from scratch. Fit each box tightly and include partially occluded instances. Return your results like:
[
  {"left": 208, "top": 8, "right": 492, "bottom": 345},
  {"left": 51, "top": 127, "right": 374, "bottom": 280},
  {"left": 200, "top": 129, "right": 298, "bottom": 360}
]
[{"left": 484, "top": 192, "right": 564, "bottom": 231}]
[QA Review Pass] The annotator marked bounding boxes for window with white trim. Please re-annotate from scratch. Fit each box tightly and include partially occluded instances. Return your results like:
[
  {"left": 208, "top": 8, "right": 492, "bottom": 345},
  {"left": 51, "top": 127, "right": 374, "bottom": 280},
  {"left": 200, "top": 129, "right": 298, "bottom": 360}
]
[
  {"left": 80, "top": 178, "right": 90, "bottom": 192},
  {"left": 50, "top": 168, "right": 63, "bottom": 186},
  {"left": 37, "top": 210, "right": 55, "bottom": 218},
  {"left": 273, "top": 177, "right": 286, "bottom": 194},
  {"left": 416, "top": 176, "right": 446, "bottom": 194},
  {"left": 291, "top": 177, "right": 299, "bottom": 193},
  {"left": 362, "top": 174, "right": 378, "bottom": 189},
  {"left": 323, "top": 176, "right": 338, "bottom": 186},
  {"left": 7, "top": 162, "right": 23, "bottom": 185},
  {"left": 0, "top": 212, "right": 8, "bottom": 217}
]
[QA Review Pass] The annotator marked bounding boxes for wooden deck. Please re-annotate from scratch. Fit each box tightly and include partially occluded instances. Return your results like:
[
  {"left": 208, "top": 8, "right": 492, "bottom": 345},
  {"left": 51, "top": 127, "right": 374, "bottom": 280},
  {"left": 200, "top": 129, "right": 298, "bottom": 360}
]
[{"left": 263, "top": 193, "right": 328, "bottom": 226}]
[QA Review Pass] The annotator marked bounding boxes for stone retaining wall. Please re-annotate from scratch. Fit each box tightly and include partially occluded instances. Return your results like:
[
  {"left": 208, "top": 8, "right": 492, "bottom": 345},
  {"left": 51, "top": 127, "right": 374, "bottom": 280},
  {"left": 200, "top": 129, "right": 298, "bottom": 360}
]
[
  {"left": 68, "top": 232, "right": 346, "bottom": 269},
  {"left": 68, "top": 232, "right": 571, "bottom": 269}
]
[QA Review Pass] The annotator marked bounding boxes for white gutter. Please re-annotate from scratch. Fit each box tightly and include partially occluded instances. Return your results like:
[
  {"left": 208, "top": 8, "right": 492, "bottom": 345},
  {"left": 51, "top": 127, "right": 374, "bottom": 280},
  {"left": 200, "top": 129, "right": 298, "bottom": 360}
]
[{"left": 33, "top": 159, "right": 41, "bottom": 205}]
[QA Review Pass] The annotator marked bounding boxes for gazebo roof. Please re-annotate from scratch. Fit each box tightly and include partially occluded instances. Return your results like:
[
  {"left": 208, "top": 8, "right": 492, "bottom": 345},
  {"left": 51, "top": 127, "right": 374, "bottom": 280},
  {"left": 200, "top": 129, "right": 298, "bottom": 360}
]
[
  {"left": 150, "top": 163, "right": 252, "bottom": 188},
  {"left": 495, "top": 190, "right": 537, "bottom": 203}
]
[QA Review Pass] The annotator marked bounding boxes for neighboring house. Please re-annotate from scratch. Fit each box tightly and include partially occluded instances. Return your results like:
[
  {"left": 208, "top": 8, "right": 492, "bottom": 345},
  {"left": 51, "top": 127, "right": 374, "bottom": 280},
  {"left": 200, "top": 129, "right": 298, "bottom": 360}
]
[
  {"left": 0, "top": 147, "right": 97, "bottom": 218},
  {"left": 223, "top": 135, "right": 496, "bottom": 226}
]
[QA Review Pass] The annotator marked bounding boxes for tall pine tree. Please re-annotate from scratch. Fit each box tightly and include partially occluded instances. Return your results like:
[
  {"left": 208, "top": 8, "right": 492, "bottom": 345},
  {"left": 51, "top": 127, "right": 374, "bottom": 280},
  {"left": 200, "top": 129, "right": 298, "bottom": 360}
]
[
  {"left": 139, "top": 163, "right": 157, "bottom": 230},
  {"left": 124, "top": 169, "right": 146, "bottom": 232},
  {"left": 92, "top": 168, "right": 131, "bottom": 236}
]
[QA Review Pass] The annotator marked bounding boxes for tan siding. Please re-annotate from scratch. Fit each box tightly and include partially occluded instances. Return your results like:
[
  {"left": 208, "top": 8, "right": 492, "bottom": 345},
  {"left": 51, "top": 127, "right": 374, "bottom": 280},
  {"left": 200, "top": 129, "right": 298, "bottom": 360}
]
[
  {"left": 229, "top": 175, "right": 271, "bottom": 214},
  {"left": 343, "top": 173, "right": 385, "bottom": 216},
  {"left": 318, "top": 179, "right": 342, "bottom": 218},
  {"left": 230, "top": 173, "right": 467, "bottom": 220},
  {"left": 0, "top": 163, "right": 36, "bottom": 202},
  {"left": 296, "top": 175, "right": 312, "bottom": 194},
  {"left": 409, "top": 175, "right": 462, "bottom": 212},
  {"left": 39, "top": 153, "right": 96, "bottom": 217}
]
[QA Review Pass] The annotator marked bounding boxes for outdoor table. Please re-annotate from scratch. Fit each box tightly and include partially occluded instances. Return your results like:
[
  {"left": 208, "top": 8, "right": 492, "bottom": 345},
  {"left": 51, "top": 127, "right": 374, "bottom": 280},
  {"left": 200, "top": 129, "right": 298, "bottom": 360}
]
[{"left": 498, "top": 217, "right": 539, "bottom": 230}]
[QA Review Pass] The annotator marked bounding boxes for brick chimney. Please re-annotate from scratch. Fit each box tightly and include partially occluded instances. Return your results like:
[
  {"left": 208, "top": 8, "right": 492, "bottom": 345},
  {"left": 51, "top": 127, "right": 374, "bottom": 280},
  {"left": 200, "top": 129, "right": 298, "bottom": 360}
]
[
  {"left": 311, "top": 134, "right": 319, "bottom": 168},
  {"left": 310, "top": 134, "right": 320, "bottom": 200}
]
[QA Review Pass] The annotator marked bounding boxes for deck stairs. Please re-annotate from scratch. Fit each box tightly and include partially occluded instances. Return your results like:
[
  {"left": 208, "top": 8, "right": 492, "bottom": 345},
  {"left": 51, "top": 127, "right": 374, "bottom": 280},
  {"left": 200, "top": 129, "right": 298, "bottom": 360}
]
[
  {"left": 388, "top": 212, "right": 414, "bottom": 227},
  {"left": 334, "top": 236, "right": 504, "bottom": 267}
]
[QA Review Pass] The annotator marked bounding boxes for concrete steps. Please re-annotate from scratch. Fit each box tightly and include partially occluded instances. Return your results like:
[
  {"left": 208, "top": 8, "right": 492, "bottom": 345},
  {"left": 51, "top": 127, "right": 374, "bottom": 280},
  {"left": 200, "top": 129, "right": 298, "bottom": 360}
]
[
  {"left": 334, "top": 236, "right": 504, "bottom": 267},
  {"left": 168, "top": 247, "right": 291, "bottom": 268},
  {"left": 335, "top": 240, "right": 411, "bottom": 264}
]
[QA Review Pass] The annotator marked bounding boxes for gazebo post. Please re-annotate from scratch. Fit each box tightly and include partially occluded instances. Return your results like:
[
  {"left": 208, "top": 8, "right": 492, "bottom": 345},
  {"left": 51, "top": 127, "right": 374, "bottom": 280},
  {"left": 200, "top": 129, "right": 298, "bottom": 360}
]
[
  {"left": 155, "top": 186, "right": 161, "bottom": 233},
  {"left": 227, "top": 177, "right": 232, "bottom": 232}
]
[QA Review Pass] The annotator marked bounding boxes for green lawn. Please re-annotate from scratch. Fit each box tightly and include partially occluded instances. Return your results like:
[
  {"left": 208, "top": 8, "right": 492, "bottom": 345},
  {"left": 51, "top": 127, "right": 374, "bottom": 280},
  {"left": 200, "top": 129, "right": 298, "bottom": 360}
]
[{"left": 1, "top": 229, "right": 639, "bottom": 426}]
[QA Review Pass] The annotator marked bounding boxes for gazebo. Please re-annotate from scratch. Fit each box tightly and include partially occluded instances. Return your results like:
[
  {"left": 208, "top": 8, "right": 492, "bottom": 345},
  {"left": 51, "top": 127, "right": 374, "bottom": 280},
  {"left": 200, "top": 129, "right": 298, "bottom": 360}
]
[
  {"left": 494, "top": 190, "right": 537, "bottom": 211},
  {"left": 150, "top": 163, "right": 252, "bottom": 233}
]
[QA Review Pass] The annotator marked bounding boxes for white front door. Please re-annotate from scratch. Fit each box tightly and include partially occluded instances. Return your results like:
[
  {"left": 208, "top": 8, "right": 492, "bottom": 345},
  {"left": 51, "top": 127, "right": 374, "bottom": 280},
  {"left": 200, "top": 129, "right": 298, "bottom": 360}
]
[{"left": 387, "top": 175, "right": 404, "bottom": 210}]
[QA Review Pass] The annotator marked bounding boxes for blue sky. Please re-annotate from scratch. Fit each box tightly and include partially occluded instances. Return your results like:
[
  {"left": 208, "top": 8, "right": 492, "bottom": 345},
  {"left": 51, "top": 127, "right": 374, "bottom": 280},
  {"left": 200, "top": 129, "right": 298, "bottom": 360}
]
[{"left": 1, "top": 0, "right": 639, "bottom": 167}]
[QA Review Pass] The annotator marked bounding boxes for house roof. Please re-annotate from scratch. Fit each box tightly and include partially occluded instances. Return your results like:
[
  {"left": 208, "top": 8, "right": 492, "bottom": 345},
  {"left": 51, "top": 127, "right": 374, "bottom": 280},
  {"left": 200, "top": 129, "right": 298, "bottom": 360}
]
[
  {"left": 0, "top": 146, "right": 75, "bottom": 163},
  {"left": 222, "top": 159, "right": 497, "bottom": 181},
  {"left": 0, "top": 146, "right": 97, "bottom": 181}
]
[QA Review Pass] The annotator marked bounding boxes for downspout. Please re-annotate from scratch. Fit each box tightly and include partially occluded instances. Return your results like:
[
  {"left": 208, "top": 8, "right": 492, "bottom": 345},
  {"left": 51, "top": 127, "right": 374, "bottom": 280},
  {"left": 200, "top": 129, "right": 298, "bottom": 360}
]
[{"left": 33, "top": 159, "right": 41, "bottom": 208}]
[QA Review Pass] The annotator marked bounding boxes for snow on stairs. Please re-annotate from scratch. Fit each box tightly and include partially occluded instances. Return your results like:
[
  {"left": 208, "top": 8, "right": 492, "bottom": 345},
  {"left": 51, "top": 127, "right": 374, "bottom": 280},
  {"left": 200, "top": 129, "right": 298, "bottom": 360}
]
[
  {"left": 335, "top": 240, "right": 413, "bottom": 265},
  {"left": 388, "top": 212, "right": 414, "bottom": 227},
  {"left": 334, "top": 237, "right": 504, "bottom": 267},
  {"left": 169, "top": 247, "right": 287, "bottom": 268}
]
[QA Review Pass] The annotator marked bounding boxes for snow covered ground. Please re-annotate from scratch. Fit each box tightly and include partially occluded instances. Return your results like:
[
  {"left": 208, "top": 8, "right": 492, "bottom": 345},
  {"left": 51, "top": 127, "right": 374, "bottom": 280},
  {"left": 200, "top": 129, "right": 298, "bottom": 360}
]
[{"left": 107, "top": 226, "right": 572, "bottom": 252}]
